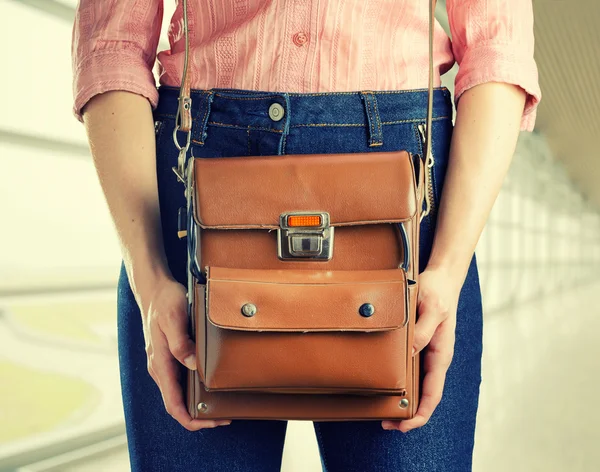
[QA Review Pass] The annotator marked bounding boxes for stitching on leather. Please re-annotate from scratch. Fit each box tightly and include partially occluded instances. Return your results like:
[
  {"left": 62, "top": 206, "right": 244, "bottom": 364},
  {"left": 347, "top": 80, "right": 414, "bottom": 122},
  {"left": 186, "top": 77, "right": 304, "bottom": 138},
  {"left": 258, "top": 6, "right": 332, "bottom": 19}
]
[
  {"left": 195, "top": 216, "right": 418, "bottom": 229},
  {"left": 204, "top": 275, "right": 211, "bottom": 382},
  {"left": 203, "top": 385, "right": 408, "bottom": 392},
  {"left": 208, "top": 323, "right": 403, "bottom": 332},
  {"left": 207, "top": 305, "right": 406, "bottom": 331},
  {"left": 206, "top": 276, "right": 408, "bottom": 331},
  {"left": 202, "top": 284, "right": 208, "bottom": 383},
  {"left": 209, "top": 278, "right": 405, "bottom": 286}
]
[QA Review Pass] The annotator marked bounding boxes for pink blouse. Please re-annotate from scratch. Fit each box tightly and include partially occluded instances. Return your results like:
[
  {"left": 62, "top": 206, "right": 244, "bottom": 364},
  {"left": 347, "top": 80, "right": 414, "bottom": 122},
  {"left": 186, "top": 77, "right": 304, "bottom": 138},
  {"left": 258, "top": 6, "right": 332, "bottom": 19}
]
[{"left": 72, "top": 0, "right": 541, "bottom": 131}]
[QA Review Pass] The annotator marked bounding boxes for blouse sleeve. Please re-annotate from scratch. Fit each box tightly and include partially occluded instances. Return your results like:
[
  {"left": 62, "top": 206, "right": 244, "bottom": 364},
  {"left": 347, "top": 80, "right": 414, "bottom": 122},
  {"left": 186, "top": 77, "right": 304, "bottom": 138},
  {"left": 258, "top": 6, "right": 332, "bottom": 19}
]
[
  {"left": 446, "top": 0, "right": 542, "bottom": 131},
  {"left": 71, "top": 0, "right": 164, "bottom": 123}
]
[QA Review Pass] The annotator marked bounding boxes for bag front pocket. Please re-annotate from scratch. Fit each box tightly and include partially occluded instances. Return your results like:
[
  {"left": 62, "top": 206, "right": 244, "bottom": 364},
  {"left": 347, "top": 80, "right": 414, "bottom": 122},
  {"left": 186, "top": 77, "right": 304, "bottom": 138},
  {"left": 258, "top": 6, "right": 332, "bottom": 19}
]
[{"left": 196, "top": 266, "right": 412, "bottom": 394}]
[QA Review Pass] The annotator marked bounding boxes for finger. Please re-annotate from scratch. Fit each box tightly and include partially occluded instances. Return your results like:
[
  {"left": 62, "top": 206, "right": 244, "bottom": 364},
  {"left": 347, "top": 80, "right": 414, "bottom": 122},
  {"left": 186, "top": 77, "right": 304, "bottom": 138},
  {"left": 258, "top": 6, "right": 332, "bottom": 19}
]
[
  {"left": 158, "top": 304, "right": 197, "bottom": 371},
  {"left": 150, "top": 343, "right": 231, "bottom": 429},
  {"left": 148, "top": 336, "right": 206, "bottom": 431},
  {"left": 412, "top": 296, "right": 450, "bottom": 355},
  {"left": 427, "top": 312, "right": 456, "bottom": 360},
  {"left": 398, "top": 319, "right": 455, "bottom": 433},
  {"left": 381, "top": 420, "right": 401, "bottom": 430},
  {"left": 396, "top": 362, "right": 445, "bottom": 432}
]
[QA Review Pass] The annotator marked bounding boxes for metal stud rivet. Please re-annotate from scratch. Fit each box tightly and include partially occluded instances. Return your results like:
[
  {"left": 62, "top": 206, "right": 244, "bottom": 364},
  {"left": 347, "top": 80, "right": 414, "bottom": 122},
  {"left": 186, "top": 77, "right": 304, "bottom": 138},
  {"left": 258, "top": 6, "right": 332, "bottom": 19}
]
[
  {"left": 359, "top": 303, "right": 375, "bottom": 317},
  {"left": 197, "top": 402, "right": 208, "bottom": 412},
  {"left": 241, "top": 303, "right": 257, "bottom": 317},
  {"left": 399, "top": 399, "right": 409, "bottom": 409}
]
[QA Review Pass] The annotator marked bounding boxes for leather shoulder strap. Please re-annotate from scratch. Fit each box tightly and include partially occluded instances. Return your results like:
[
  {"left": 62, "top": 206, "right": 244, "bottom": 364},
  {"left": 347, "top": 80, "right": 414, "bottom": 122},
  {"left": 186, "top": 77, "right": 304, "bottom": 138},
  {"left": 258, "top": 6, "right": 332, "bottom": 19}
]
[{"left": 422, "top": 0, "right": 436, "bottom": 220}]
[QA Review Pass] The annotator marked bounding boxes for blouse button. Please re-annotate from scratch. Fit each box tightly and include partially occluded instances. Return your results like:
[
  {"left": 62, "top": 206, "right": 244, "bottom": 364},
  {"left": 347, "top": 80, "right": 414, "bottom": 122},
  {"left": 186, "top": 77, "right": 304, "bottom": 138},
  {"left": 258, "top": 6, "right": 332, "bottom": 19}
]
[{"left": 292, "top": 32, "right": 309, "bottom": 47}]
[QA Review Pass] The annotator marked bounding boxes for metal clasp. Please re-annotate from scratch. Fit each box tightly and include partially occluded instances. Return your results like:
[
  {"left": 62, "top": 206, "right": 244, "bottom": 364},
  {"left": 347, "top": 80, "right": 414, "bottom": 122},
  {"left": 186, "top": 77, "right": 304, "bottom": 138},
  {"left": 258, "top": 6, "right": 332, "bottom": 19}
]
[{"left": 277, "top": 211, "right": 334, "bottom": 261}]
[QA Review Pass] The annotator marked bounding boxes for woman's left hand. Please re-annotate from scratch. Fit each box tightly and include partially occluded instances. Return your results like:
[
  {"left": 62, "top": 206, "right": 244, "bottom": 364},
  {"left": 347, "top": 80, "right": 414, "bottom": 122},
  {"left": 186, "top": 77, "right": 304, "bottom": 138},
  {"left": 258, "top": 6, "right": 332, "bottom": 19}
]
[{"left": 381, "top": 265, "right": 463, "bottom": 433}]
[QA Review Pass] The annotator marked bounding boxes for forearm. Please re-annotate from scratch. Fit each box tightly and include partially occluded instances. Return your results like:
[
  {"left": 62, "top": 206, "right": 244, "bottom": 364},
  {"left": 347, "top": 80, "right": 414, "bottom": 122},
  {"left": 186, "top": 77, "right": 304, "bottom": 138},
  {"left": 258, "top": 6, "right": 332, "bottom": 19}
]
[
  {"left": 427, "top": 82, "right": 527, "bottom": 286},
  {"left": 82, "top": 91, "right": 171, "bottom": 311}
]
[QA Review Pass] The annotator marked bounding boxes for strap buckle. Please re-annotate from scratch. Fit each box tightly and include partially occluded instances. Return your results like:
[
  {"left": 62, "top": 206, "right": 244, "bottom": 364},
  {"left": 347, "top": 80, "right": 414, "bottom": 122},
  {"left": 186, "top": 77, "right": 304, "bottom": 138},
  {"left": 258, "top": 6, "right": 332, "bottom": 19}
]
[{"left": 171, "top": 96, "right": 193, "bottom": 185}]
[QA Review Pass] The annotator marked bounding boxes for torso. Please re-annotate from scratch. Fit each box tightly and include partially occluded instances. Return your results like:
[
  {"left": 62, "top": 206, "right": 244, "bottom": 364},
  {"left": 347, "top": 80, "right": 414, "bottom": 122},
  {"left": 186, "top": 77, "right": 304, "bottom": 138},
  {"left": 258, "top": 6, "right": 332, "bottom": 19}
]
[{"left": 157, "top": 0, "right": 453, "bottom": 92}]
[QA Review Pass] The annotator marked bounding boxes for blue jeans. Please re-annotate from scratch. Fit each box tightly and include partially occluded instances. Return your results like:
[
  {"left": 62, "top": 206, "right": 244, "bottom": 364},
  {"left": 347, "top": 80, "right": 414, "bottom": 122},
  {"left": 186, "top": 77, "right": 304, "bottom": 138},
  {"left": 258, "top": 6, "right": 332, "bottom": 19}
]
[{"left": 117, "top": 85, "right": 484, "bottom": 471}]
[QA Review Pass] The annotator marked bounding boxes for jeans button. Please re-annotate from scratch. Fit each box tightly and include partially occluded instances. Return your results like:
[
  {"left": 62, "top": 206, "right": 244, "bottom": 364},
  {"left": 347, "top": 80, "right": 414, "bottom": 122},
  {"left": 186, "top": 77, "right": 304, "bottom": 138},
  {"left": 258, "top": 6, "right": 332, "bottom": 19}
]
[{"left": 269, "top": 102, "right": 285, "bottom": 121}]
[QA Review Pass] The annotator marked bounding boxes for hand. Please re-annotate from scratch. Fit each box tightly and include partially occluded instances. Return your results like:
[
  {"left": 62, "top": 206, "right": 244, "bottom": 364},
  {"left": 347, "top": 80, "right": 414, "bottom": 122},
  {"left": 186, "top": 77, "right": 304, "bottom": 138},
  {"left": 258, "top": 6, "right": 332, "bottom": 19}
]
[
  {"left": 138, "top": 274, "right": 232, "bottom": 431},
  {"left": 381, "top": 266, "right": 462, "bottom": 433}
]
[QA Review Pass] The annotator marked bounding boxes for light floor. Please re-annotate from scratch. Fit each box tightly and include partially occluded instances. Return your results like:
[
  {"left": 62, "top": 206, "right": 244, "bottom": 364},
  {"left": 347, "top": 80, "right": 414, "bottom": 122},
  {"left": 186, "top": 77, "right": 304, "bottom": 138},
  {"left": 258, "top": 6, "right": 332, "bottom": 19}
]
[{"left": 61, "top": 280, "right": 600, "bottom": 472}]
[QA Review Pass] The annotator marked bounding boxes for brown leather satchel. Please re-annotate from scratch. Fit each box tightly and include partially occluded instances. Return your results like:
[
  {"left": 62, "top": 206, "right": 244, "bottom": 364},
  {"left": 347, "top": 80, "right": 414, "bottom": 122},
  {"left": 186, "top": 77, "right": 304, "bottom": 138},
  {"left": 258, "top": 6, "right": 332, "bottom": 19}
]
[{"left": 171, "top": 0, "right": 437, "bottom": 421}]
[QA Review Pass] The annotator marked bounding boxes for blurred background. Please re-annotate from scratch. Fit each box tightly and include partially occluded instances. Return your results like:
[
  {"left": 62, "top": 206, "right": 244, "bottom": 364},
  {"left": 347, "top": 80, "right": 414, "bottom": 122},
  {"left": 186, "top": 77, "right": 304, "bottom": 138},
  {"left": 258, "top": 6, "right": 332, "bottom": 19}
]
[{"left": 1, "top": 0, "right": 599, "bottom": 471}]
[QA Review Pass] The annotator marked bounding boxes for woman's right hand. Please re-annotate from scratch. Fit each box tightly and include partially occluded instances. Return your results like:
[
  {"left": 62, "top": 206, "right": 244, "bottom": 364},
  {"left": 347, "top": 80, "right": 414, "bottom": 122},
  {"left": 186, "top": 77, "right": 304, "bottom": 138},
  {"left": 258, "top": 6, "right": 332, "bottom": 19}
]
[
  {"left": 139, "top": 274, "right": 232, "bottom": 431},
  {"left": 79, "top": 91, "right": 230, "bottom": 431}
]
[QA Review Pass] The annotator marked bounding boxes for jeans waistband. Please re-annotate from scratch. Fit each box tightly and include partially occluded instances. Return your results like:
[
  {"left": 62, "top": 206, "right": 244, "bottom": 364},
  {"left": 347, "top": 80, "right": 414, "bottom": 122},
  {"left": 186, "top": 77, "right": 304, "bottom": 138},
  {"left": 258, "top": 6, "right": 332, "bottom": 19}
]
[{"left": 155, "top": 85, "right": 453, "bottom": 148}]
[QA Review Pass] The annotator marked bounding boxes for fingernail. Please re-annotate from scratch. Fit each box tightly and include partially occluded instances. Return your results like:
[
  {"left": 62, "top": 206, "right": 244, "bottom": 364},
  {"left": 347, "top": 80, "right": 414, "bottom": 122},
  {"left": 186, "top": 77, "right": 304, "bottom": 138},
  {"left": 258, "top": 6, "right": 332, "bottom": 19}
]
[
  {"left": 382, "top": 422, "right": 392, "bottom": 430},
  {"left": 184, "top": 354, "right": 196, "bottom": 370},
  {"left": 217, "top": 420, "right": 231, "bottom": 426},
  {"left": 412, "top": 347, "right": 416, "bottom": 356}
]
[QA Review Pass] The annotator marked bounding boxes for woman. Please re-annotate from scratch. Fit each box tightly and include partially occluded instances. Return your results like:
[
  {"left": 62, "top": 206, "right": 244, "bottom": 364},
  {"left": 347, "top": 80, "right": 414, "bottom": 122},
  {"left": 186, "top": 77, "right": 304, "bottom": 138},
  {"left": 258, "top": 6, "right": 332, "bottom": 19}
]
[{"left": 71, "top": 1, "right": 540, "bottom": 470}]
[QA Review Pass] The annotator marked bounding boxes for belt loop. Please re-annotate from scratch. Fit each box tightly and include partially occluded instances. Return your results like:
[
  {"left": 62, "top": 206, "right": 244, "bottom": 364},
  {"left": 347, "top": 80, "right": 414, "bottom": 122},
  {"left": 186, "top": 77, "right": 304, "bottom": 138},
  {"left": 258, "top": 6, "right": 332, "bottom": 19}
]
[
  {"left": 277, "top": 93, "right": 292, "bottom": 155},
  {"left": 191, "top": 90, "right": 215, "bottom": 145},
  {"left": 359, "top": 91, "right": 383, "bottom": 147}
]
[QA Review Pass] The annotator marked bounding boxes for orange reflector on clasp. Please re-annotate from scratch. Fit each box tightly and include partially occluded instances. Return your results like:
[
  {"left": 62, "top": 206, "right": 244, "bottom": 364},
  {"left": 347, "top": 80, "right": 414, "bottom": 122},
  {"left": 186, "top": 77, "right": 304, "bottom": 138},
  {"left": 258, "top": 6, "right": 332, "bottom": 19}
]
[{"left": 287, "top": 214, "right": 322, "bottom": 227}]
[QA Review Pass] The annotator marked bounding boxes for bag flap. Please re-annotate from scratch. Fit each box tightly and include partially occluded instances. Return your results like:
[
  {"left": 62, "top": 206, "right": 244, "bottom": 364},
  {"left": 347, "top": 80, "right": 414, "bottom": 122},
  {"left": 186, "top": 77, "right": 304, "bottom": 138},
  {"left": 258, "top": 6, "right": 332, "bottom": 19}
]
[
  {"left": 193, "top": 150, "right": 418, "bottom": 229},
  {"left": 205, "top": 266, "right": 408, "bottom": 332}
]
